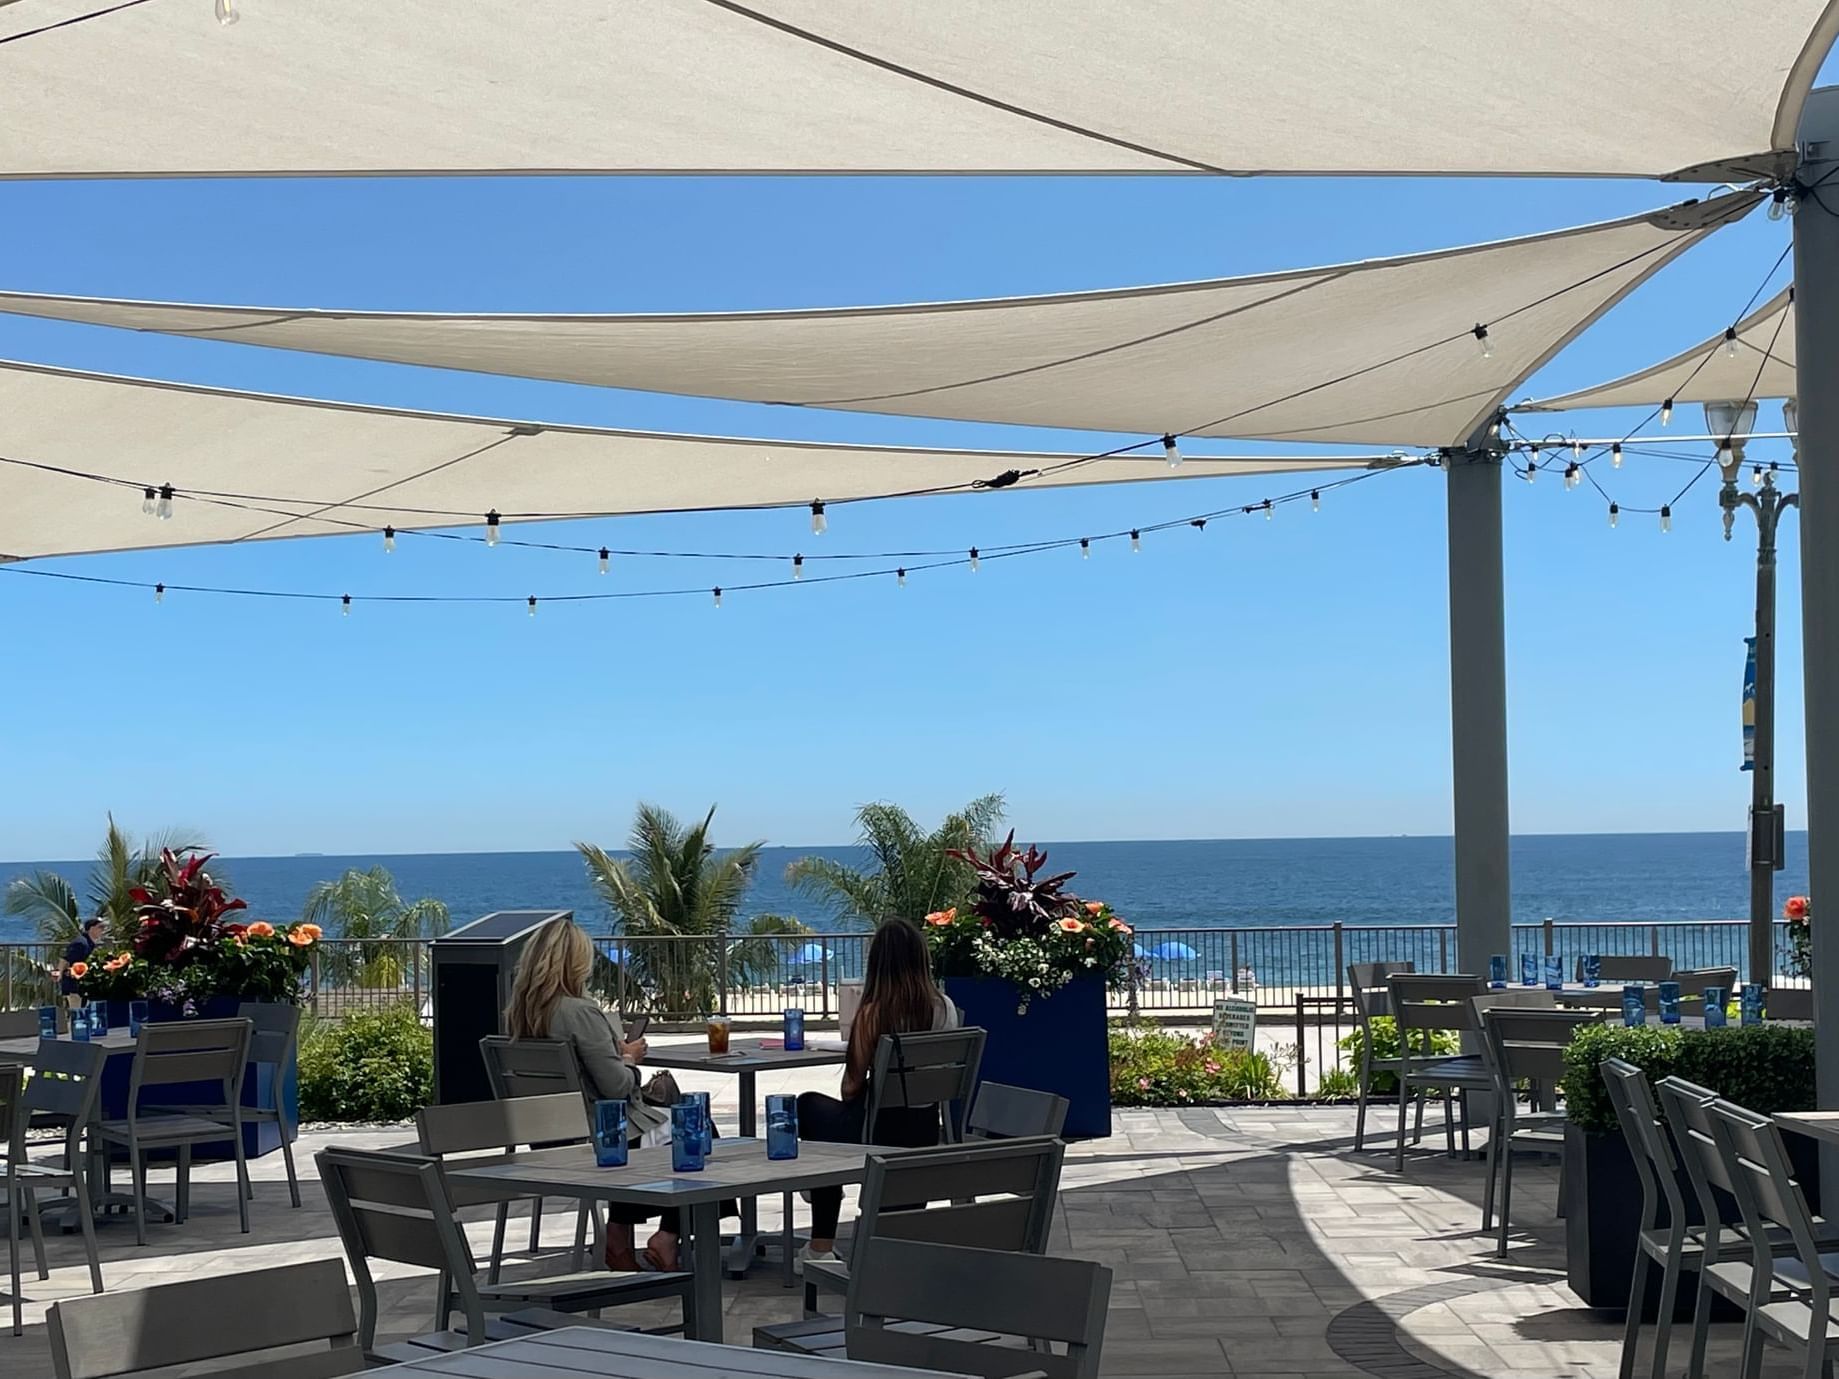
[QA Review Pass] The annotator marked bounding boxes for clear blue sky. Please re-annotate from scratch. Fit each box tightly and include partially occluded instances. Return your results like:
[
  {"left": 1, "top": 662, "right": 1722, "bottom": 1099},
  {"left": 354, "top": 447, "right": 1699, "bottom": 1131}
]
[{"left": 0, "top": 168, "right": 1806, "bottom": 859}]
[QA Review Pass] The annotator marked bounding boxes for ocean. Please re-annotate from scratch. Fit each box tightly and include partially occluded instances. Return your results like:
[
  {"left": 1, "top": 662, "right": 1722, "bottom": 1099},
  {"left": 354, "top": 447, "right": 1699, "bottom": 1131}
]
[{"left": 0, "top": 831, "right": 1807, "bottom": 943}]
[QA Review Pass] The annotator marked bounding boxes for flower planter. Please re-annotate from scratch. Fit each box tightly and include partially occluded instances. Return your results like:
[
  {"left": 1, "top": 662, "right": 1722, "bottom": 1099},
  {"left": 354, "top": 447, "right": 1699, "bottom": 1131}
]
[{"left": 944, "top": 973, "right": 1111, "bottom": 1139}]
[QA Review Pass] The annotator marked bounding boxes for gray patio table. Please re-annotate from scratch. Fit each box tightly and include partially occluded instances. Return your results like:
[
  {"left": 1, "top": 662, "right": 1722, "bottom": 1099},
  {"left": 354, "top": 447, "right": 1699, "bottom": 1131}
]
[
  {"left": 368, "top": 1325, "right": 944, "bottom": 1377},
  {"left": 447, "top": 1137, "right": 899, "bottom": 1342},
  {"left": 643, "top": 1038, "right": 849, "bottom": 1277}
]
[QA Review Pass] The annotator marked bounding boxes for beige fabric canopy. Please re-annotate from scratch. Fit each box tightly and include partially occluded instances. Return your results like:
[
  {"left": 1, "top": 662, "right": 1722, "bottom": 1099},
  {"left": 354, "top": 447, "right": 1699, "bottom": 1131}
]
[
  {"left": 0, "top": 195, "right": 1758, "bottom": 451},
  {"left": 1521, "top": 287, "right": 1797, "bottom": 413},
  {"left": 0, "top": 358, "right": 1387, "bottom": 563},
  {"left": 1, "top": 2, "right": 1830, "bottom": 180}
]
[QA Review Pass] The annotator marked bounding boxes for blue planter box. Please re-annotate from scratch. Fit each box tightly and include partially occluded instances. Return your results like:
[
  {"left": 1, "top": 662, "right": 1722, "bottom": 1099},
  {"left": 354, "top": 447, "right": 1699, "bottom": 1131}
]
[{"left": 944, "top": 974, "right": 1111, "bottom": 1139}]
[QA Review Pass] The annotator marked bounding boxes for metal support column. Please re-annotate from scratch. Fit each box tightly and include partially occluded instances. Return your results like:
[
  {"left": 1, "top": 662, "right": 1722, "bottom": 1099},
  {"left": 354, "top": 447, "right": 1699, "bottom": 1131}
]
[
  {"left": 1796, "top": 89, "right": 1839, "bottom": 1122},
  {"left": 1446, "top": 448, "right": 1514, "bottom": 977}
]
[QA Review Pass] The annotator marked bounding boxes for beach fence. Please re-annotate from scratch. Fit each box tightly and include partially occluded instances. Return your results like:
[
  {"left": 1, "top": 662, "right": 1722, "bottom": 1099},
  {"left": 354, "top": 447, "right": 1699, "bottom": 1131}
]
[{"left": 0, "top": 919, "right": 1797, "bottom": 1092}]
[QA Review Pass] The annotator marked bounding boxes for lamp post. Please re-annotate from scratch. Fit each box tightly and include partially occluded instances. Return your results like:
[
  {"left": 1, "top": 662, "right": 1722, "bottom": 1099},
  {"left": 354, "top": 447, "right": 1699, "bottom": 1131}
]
[{"left": 1710, "top": 398, "right": 1797, "bottom": 987}]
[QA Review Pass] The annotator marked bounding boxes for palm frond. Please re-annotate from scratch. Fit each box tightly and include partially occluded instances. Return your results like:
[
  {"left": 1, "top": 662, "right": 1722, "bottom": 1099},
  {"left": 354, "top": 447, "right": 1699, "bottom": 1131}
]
[{"left": 3, "top": 870, "right": 79, "bottom": 942}]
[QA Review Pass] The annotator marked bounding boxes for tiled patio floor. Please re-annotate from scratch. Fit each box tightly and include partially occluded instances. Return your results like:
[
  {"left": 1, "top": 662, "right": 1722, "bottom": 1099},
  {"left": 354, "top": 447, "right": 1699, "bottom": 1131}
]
[{"left": 0, "top": 1080, "right": 1803, "bottom": 1379}]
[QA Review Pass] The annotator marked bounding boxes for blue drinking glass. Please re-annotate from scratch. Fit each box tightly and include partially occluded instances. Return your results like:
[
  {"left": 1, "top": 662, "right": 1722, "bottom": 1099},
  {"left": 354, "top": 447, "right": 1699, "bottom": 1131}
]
[
  {"left": 1659, "top": 981, "right": 1681, "bottom": 1025},
  {"left": 90, "top": 1000, "right": 109, "bottom": 1032},
  {"left": 1519, "top": 953, "right": 1538, "bottom": 987},
  {"left": 1703, "top": 986, "right": 1728, "bottom": 1029},
  {"left": 671, "top": 1101, "right": 705, "bottom": 1172},
  {"left": 70, "top": 1006, "right": 92, "bottom": 1042},
  {"left": 36, "top": 1006, "right": 56, "bottom": 1040},
  {"left": 1488, "top": 956, "right": 1507, "bottom": 990},
  {"left": 691, "top": 1091, "right": 714, "bottom": 1155},
  {"left": 783, "top": 1007, "right": 806, "bottom": 1051},
  {"left": 1542, "top": 954, "right": 1563, "bottom": 991},
  {"left": 129, "top": 1000, "right": 148, "bottom": 1037},
  {"left": 593, "top": 1099, "right": 629, "bottom": 1168},
  {"left": 1622, "top": 986, "right": 1646, "bottom": 1028},
  {"left": 1581, "top": 954, "right": 1601, "bottom": 988},
  {"left": 1742, "top": 983, "right": 1766, "bottom": 1026},
  {"left": 766, "top": 1094, "right": 799, "bottom": 1161}
]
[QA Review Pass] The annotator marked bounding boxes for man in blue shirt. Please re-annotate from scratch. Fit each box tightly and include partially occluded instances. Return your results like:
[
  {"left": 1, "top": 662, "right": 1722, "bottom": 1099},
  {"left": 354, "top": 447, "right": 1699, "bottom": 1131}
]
[{"left": 59, "top": 917, "right": 106, "bottom": 1009}]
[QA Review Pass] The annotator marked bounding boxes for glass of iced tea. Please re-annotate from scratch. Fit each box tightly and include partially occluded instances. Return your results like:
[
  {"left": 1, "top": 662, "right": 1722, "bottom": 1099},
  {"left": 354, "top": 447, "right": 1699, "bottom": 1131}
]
[{"left": 707, "top": 1015, "right": 731, "bottom": 1055}]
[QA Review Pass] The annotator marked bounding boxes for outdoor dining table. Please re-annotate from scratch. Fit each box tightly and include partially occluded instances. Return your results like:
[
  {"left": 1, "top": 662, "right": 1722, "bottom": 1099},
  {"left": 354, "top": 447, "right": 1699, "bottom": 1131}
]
[
  {"left": 644, "top": 1038, "right": 849, "bottom": 1277},
  {"left": 368, "top": 1325, "right": 943, "bottom": 1377},
  {"left": 447, "top": 1136, "right": 902, "bottom": 1342}
]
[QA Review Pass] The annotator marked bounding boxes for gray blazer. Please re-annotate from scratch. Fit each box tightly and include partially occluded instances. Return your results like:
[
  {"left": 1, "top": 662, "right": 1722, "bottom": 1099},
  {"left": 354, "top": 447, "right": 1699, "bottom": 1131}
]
[{"left": 548, "top": 995, "right": 667, "bottom": 1137}]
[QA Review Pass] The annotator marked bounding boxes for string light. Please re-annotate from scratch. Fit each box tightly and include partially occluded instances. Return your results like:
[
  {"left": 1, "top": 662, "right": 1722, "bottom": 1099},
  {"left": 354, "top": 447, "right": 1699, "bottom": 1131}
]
[
  {"left": 1570, "top": 439, "right": 1583, "bottom": 461},
  {"left": 810, "top": 500, "right": 827, "bottom": 536},
  {"left": 1752, "top": 464, "right": 1764, "bottom": 488},
  {"left": 1608, "top": 503, "right": 1619, "bottom": 529},
  {"left": 341, "top": 594, "right": 351, "bottom": 617},
  {"left": 1723, "top": 327, "right": 1741, "bottom": 359},
  {"left": 153, "top": 583, "right": 164, "bottom": 604},
  {"left": 1661, "top": 398, "right": 1674, "bottom": 427},
  {"left": 1310, "top": 490, "right": 1320, "bottom": 512},
  {"left": 1079, "top": 538, "right": 1090, "bottom": 560},
  {"left": 485, "top": 510, "right": 501, "bottom": 546},
  {"left": 1660, "top": 504, "right": 1672, "bottom": 533},
  {"left": 1130, "top": 529, "right": 1141, "bottom": 552},
  {"left": 1190, "top": 518, "right": 1206, "bottom": 531},
  {"left": 214, "top": 0, "right": 237, "bottom": 24},
  {"left": 792, "top": 553, "right": 804, "bottom": 580},
  {"left": 896, "top": 568, "right": 907, "bottom": 588},
  {"left": 1162, "top": 434, "right": 1181, "bottom": 469},
  {"left": 968, "top": 547, "right": 980, "bottom": 573},
  {"left": 598, "top": 547, "right": 610, "bottom": 574},
  {"left": 1563, "top": 462, "right": 1580, "bottom": 490},
  {"left": 1771, "top": 187, "right": 1796, "bottom": 220},
  {"left": 713, "top": 587, "right": 722, "bottom": 609},
  {"left": 383, "top": 526, "right": 396, "bottom": 554},
  {"left": 527, "top": 595, "right": 537, "bottom": 617},
  {"left": 156, "top": 484, "right": 173, "bottom": 521},
  {"left": 1472, "top": 324, "right": 1493, "bottom": 359},
  {"left": 141, "top": 487, "right": 156, "bottom": 517},
  {"left": 1611, "top": 442, "right": 1623, "bottom": 468},
  {"left": 1263, "top": 500, "right": 1273, "bottom": 520}
]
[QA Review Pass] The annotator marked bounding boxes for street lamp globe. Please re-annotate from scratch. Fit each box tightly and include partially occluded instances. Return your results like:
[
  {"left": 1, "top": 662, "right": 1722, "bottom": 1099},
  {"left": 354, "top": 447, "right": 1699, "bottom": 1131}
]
[{"left": 1706, "top": 398, "right": 1760, "bottom": 479}]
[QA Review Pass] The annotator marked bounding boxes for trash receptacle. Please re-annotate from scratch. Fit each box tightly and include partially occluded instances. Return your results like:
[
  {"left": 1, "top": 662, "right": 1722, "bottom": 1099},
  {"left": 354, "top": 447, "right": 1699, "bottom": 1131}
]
[{"left": 430, "top": 910, "right": 570, "bottom": 1103}]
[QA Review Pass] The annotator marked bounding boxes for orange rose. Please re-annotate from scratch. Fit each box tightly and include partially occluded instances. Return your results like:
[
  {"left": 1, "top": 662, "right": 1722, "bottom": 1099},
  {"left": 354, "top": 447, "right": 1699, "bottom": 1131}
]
[
  {"left": 287, "top": 929, "right": 315, "bottom": 947},
  {"left": 1108, "top": 918, "right": 1133, "bottom": 935},
  {"left": 1786, "top": 895, "right": 1812, "bottom": 922},
  {"left": 299, "top": 923, "right": 323, "bottom": 940},
  {"left": 1084, "top": 901, "right": 1104, "bottom": 915},
  {"left": 103, "top": 953, "right": 131, "bottom": 973},
  {"left": 1056, "top": 918, "right": 1086, "bottom": 934},
  {"left": 68, "top": 961, "right": 87, "bottom": 978},
  {"left": 246, "top": 921, "right": 276, "bottom": 938},
  {"left": 925, "top": 908, "right": 957, "bottom": 927}
]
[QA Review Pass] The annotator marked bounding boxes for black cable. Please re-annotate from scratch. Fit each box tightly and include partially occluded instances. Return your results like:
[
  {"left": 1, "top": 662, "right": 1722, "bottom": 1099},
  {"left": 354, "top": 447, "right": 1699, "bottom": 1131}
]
[{"left": 0, "top": 0, "right": 158, "bottom": 45}]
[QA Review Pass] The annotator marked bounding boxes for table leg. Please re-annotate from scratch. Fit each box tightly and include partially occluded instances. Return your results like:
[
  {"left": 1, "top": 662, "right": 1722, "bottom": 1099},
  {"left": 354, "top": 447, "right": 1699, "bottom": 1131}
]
[
  {"left": 688, "top": 1199, "right": 725, "bottom": 1342},
  {"left": 725, "top": 1069, "right": 759, "bottom": 1278}
]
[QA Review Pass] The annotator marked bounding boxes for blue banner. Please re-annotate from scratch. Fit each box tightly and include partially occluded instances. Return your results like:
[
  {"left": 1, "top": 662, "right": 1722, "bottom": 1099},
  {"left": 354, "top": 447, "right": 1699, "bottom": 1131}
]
[{"left": 1742, "top": 636, "right": 1756, "bottom": 772}]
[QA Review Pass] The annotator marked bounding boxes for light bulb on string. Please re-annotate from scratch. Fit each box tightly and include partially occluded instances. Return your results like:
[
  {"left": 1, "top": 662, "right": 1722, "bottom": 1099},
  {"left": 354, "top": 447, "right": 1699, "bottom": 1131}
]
[
  {"left": 1752, "top": 464, "right": 1764, "bottom": 488},
  {"left": 215, "top": 0, "right": 238, "bottom": 25},
  {"left": 1723, "top": 327, "right": 1741, "bottom": 359},
  {"left": 809, "top": 500, "right": 827, "bottom": 536},
  {"left": 1162, "top": 434, "right": 1181, "bottom": 469},
  {"left": 156, "top": 484, "right": 173, "bottom": 520},
  {"left": 1608, "top": 503, "right": 1619, "bottom": 529},
  {"left": 1310, "top": 490, "right": 1320, "bottom": 513},
  {"left": 968, "top": 548, "right": 980, "bottom": 573},
  {"left": 1564, "top": 463, "right": 1580, "bottom": 490},
  {"left": 1079, "top": 538, "right": 1090, "bottom": 560},
  {"left": 792, "top": 554, "right": 804, "bottom": 580},
  {"left": 1771, "top": 187, "right": 1793, "bottom": 220},
  {"left": 1660, "top": 505, "right": 1672, "bottom": 533},
  {"left": 1190, "top": 518, "right": 1206, "bottom": 531},
  {"left": 485, "top": 510, "right": 501, "bottom": 546},
  {"left": 598, "top": 547, "right": 609, "bottom": 575},
  {"left": 153, "top": 583, "right": 165, "bottom": 605},
  {"left": 341, "top": 595, "right": 351, "bottom": 618},
  {"left": 1611, "top": 443, "right": 1623, "bottom": 468},
  {"left": 1661, "top": 398, "right": 1674, "bottom": 427},
  {"left": 1130, "top": 529, "right": 1141, "bottom": 553},
  {"left": 527, "top": 596, "right": 537, "bottom": 618},
  {"left": 1472, "top": 324, "right": 1493, "bottom": 359},
  {"left": 896, "top": 568, "right": 907, "bottom": 588},
  {"left": 713, "top": 587, "right": 723, "bottom": 609},
  {"left": 383, "top": 526, "right": 396, "bottom": 554},
  {"left": 141, "top": 487, "right": 156, "bottom": 517},
  {"left": 1261, "top": 501, "right": 1272, "bottom": 521},
  {"left": 1571, "top": 439, "right": 1583, "bottom": 461}
]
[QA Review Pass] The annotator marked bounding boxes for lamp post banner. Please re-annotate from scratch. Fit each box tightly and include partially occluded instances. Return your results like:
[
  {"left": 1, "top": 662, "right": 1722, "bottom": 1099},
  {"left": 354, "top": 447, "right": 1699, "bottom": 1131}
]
[{"left": 1743, "top": 636, "right": 1758, "bottom": 772}]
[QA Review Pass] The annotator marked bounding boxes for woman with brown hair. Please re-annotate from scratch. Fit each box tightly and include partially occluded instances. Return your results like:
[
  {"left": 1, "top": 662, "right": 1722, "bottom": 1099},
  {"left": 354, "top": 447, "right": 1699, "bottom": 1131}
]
[{"left": 795, "top": 918, "right": 960, "bottom": 1265}]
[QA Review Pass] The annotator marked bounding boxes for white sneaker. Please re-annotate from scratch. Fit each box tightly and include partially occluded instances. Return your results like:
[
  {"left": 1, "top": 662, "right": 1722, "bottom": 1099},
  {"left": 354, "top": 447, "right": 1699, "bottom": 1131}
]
[{"left": 796, "top": 1244, "right": 839, "bottom": 1276}]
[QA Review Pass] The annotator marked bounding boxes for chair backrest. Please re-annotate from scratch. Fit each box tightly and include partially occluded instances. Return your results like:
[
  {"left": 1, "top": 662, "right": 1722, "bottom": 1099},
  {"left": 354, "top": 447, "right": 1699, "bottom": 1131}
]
[
  {"left": 236, "top": 1001, "right": 301, "bottom": 1069},
  {"left": 865, "top": 1026, "right": 986, "bottom": 1143},
  {"left": 48, "top": 1257, "right": 359, "bottom": 1379},
  {"left": 0, "top": 1064, "right": 24, "bottom": 1163},
  {"left": 967, "top": 1083, "right": 1069, "bottom": 1140},
  {"left": 1471, "top": 990, "right": 1557, "bottom": 1019},
  {"left": 1386, "top": 974, "right": 1486, "bottom": 1038},
  {"left": 1706, "top": 1099, "right": 1827, "bottom": 1319},
  {"left": 1600, "top": 1057, "right": 1685, "bottom": 1236},
  {"left": 855, "top": 1137, "right": 1064, "bottom": 1262},
  {"left": 0, "top": 1007, "right": 43, "bottom": 1040},
  {"left": 128, "top": 1017, "right": 251, "bottom": 1116},
  {"left": 1479, "top": 1007, "right": 1601, "bottom": 1085},
  {"left": 1597, "top": 955, "right": 1673, "bottom": 983},
  {"left": 1767, "top": 985, "right": 1815, "bottom": 1021},
  {"left": 16, "top": 1039, "right": 106, "bottom": 1162},
  {"left": 316, "top": 1145, "right": 487, "bottom": 1348},
  {"left": 1348, "top": 961, "right": 1414, "bottom": 1023},
  {"left": 415, "top": 1090, "right": 589, "bottom": 1158},
  {"left": 846, "top": 1239, "right": 1111, "bottom": 1379},
  {"left": 1656, "top": 1075, "right": 1738, "bottom": 1242},
  {"left": 1672, "top": 967, "right": 1739, "bottom": 1000},
  {"left": 479, "top": 1035, "right": 592, "bottom": 1114}
]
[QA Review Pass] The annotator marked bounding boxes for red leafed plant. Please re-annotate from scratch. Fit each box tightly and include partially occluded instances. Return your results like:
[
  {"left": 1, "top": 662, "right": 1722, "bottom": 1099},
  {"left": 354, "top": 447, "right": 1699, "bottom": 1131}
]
[
  {"left": 948, "top": 832, "right": 1083, "bottom": 940},
  {"left": 131, "top": 849, "right": 247, "bottom": 964}
]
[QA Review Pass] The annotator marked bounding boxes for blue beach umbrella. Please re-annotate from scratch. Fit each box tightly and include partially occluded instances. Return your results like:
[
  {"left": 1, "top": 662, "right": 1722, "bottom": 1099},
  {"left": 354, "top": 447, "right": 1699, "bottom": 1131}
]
[
  {"left": 1133, "top": 941, "right": 1154, "bottom": 960},
  {"left": 1151, "top": 940, "right": 1198, "bottom": 962},
  {"left": 789, "top": 942, "right": 830, "bottom": 965}
]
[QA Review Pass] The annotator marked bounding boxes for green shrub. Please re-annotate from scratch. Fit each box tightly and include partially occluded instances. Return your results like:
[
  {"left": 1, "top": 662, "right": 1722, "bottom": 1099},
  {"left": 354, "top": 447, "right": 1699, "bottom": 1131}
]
[
  {"left": 298, "top": 1005, "right": 432, "bottom": 1123},
  {"left": 1338, "top": 1016, "right": 1458, "bottom": 1094},
  {"left": 1563, "top": 1022, "right": 1815, "bottom": 1134},
  {"left": 1313, "top": 1066, "right": 1361, "bottom": 1101},
  {"left": 1108, "top": 1024, "right": 1287, "bottom": 1105}
]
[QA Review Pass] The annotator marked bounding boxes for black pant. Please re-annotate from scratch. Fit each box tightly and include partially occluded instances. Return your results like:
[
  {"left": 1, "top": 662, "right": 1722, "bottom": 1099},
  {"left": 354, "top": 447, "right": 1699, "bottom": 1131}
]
[{"left": 796, "top": 1091, "right": 941, "bottom": 1239}]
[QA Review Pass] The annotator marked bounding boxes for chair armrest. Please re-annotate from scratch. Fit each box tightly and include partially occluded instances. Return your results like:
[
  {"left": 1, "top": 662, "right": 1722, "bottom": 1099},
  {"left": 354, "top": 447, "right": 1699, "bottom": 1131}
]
[{"left": 804, "top": 1257, "right": 851, "bottom": 1295}]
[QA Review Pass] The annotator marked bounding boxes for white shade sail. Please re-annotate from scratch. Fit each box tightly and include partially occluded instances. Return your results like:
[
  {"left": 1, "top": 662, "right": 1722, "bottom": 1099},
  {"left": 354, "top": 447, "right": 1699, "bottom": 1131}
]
[
  {"left": 1521, "top": 287, "right": 1797, "bottom": 412},
  {"left": 0, "top": 359, "right": 1386, "bottom": 563},
  {"left": 0, "top": 2, "right": 1830, "bottom": 180},
  {"left": 0, "top": 195, "right": 1758, "bottom": 451}
]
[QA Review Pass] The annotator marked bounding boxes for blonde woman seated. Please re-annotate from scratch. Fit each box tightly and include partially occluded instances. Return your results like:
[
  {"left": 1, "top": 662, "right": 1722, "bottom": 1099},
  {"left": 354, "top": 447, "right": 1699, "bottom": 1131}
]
[{"left": 506, "top": 920, "right": 684, "bottom": 1271}]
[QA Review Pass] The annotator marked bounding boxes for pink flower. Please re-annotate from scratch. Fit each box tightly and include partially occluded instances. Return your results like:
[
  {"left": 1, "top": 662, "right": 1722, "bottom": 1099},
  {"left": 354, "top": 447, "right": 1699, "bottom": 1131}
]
[
  {"left": 1136, "top": 1077, "right": 1150, "bottom": 1090},
  {"left": 1205, "top": 1061, "right": 1220, "bottom": 1074}
]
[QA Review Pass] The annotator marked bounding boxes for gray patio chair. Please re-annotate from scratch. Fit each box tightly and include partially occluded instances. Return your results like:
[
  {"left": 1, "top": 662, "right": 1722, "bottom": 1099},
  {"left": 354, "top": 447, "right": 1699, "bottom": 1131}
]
[
  {"left": 1767, "top": 985, "right": 1815, "bottom": 1020},
  {"left": 3, "top": 1040, "right": 106, "bottom": 1333},
  {"left": 759, "top": 1135, "right": 1065, "bottom": 1339},
  {"left": 1346, "top": 960, "right": 1413, "bottom": 1151},
  {"left": 92, "top": 1017, "right": 252, "bottom": 1245},
  {"left": 316, "top": 1143, "right": 692, "bottom": 1356},
  {"left": 1671, "top": 966, "right": 1738, "bottom": 1000},
  {"left": 478, "top": 1034, "right": 602, "bottom": 1260},
  {"left": 967, "top": 1083, "right": 1070, "bottom": 1140},
  {"left": 236, "top": 1002, "right": 301, "bottom": 1208},
  {"left": 1602, "top": 1058, "right": 1693, "bottom": 1379},
  {"left": 864, "top": 1026, "right": 987, "bottom": 1144},
  {"left": 1477, "top": 1005, "right": 1600, "bottom": 1255},
  {"left": 1388, "top": 973, "right": 1488, "bottom": 1173},
  {"left": 1597, "top": 956, "right": 1674, "bottom": 983},
  {"left": 47, "top": 1257, "right": 360, "bottom": 1379},
  {"left": 845, "top": 1239, "right": 1111, "bottom": 1379}
]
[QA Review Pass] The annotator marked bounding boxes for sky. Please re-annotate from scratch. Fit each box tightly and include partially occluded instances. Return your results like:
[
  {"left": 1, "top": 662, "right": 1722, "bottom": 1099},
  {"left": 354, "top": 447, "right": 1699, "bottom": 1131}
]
[{"left": 0, "top": 157, "right": 1811, "bottom": 858}]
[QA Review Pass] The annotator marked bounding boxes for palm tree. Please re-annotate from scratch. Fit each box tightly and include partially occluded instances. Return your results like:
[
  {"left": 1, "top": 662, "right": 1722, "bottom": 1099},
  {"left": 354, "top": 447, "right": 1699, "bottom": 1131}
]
[
  {"left": 301, "top": 866, "right": 451, "bottom": 989},
  {"left": 576, "top": 804, "right": 762, "bottom": 1017},
  {"left": 3, "top": 815, "right": 210, "bottom": 944},
  {"left": 729, "top": 913, "right": 815, "bottom": 991},
  {"left": 786, "top": 795, "right": 1004, "bottom": 927}
]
